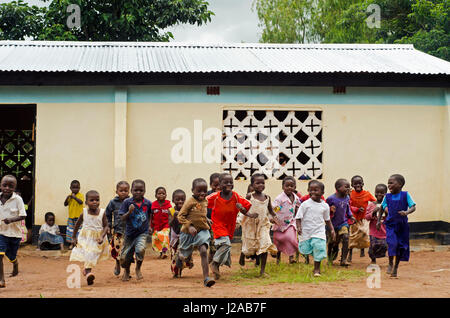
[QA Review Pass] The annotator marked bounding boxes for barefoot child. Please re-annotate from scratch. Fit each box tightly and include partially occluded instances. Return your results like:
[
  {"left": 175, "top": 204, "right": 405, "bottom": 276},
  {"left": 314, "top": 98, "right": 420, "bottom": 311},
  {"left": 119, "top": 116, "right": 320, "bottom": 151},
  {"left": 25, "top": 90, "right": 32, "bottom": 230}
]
[
  {"left": 239, "top": 174, "right": 278, "bottom": 277},
  {"left": 64, "top": 180, "right": 84, "bottom": 250},
  {"left": 366, "top": 184, "right": 388, "bottom": 264},
  {"left": 151, "top": 187, "right": 171, "bottom": 259},
  {"left": 177, "top": 178, "right": 215, "bottom": 287},
  {"left": 105, "top": 181, "right": 130, "bottom": 276},
  {"left": 0, "top": 175, "right": 26, "bottom": 288},
  {"left": 326, "top": 179, "right": 356, "bottom": 266},
  {"left": 348, "top": 175, "right": 376, "bottom": 262},
  {"left": 169, "top": 189, "right": 194, "bottom": 277},
  {"left": 207, "top": 173, "right": 256, "bottom": 280},
  {"left": 272, "top": 176, "right": 301, "bottom": 264},
  {"left": 296, "top": 180, "right": 335, "bottom": 277},
  {"left": 379, "top": 174, "right": 416, "bottom": 278},
  {"left": 119, "top": 179, "right": 152, "bottom": 281},
  {"left": 38, "top": 212, "right": 64, "bottom": 250},
  {"left": 70, "top": 190, "right": 109, "bottom": 285}
]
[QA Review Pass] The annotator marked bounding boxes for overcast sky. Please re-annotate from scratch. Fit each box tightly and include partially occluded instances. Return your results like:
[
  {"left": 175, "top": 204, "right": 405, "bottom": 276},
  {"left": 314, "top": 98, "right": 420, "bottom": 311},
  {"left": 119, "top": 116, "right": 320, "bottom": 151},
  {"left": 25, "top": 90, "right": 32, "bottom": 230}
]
[{"left": 12, "top": 0, "right": 261, "bottom": 43}]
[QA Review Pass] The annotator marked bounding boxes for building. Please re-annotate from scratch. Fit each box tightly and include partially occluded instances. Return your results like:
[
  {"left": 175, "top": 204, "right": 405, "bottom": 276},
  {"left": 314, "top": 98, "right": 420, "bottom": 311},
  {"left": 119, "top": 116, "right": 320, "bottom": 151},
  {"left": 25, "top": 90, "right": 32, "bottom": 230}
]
[{"left": 0, "top": 41, "right": 449, "bottom": 244}]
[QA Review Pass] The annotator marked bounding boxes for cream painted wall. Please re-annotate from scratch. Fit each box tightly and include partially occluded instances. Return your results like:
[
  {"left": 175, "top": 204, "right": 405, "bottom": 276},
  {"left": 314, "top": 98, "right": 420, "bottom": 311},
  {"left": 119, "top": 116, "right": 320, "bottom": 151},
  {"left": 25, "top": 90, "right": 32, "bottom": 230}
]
[
  {"left": 35, "top": 103, "right": 116, "bottom": 225},
  {"left": 34, "top": 101, "right": 448, "bottom": 225}
]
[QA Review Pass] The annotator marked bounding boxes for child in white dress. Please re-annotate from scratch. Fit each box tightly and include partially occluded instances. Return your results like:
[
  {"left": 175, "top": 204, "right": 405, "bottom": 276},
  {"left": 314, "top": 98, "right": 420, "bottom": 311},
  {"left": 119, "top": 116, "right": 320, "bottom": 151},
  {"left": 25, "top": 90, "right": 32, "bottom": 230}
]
[{"left": 70, "top": 190, "right": 109, "bottom": 285}]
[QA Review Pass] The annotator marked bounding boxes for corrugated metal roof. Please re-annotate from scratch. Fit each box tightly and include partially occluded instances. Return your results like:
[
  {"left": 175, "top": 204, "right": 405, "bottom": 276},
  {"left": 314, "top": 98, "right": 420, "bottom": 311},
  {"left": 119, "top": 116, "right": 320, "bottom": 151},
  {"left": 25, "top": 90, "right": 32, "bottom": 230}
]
[{"left": 0, "top": 40, "right": 449, "bottom": 75}]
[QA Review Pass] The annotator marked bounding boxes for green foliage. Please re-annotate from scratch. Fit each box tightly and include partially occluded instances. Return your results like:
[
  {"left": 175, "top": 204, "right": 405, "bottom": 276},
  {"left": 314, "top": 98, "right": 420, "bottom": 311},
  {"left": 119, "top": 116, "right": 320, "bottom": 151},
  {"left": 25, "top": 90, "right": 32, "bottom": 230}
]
[
  {"left": 0, "top": 0, "right": 214, "bottom": 41},
  {"left": 255, "top": 0, "right": 450, "bottom": 61}
]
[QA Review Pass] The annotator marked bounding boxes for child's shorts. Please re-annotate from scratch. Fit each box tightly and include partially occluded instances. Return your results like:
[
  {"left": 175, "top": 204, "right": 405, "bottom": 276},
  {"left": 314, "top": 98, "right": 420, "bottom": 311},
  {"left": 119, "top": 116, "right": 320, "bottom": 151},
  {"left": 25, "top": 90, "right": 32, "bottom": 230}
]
[
  {"left": 299, "top": 237, "right": 327, "bottom": 262},
  {"left": 0, "top": 234, "right": 21, "bottom": 263}
]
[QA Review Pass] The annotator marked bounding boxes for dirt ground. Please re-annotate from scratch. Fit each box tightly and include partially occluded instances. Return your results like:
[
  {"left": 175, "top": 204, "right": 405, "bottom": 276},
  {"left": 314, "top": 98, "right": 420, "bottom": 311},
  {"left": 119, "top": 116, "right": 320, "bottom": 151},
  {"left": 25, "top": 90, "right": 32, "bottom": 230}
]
[{"left": 1, "top": 244, "right": 449, "bottom": 298}]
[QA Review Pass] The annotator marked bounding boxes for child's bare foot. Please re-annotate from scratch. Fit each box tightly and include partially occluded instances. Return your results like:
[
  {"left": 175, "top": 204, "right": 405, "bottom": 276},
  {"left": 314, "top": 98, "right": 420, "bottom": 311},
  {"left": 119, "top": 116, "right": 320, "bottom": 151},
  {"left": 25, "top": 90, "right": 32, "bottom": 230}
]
[
  {"left": 135, "top": 268, "right": 143, "bottom": 280},
  {"left": 259, "top": 272, "right": 269, "bottom": 278},
  {"left": 114, "top": 261, "right": 121, "bottom": 276},
  {"left": 239, "top": 253, "right": 245, "bottom": 266},
  {"left": 0, "top": 280, "right": 5, "bottom": 288},
  {"left": 387, "top": 264, "right": 393, "bottom": 274},
  {"left": 390, "top": 267, "right": 398, "bottom": 278},
  {"left": 68, "top": 244, "right": 74, "bottom": 250},
  {"left": 210, "top": 262, "right": 220, "bottom": 280},
  {"left": 340, "top": 261, "right": 350, "bottom": 267},
  {"left": 313, "top": 271, "right": 321, "bottom": 277},
  {"left": 161, "top": 253, "right": 168, "bottom": 259},
  {"left": 10, "top": 262, "right": 18, "bottom": 277},
  {"left": 289, "top": 256, "right": 297, "bottom": 264},
  {"left": 121, "top": 269, "right": 131, "bottom": 281},
  {"left": 86, "top": 273, "right": 95, "bottom": 285}
]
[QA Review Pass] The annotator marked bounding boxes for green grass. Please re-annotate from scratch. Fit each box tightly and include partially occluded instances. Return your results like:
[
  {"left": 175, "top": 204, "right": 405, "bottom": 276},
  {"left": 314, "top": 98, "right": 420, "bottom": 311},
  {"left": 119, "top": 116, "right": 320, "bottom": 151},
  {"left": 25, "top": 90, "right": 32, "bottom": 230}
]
[{"left": 229, "top": 262, "right": 368, "bottom": 285}]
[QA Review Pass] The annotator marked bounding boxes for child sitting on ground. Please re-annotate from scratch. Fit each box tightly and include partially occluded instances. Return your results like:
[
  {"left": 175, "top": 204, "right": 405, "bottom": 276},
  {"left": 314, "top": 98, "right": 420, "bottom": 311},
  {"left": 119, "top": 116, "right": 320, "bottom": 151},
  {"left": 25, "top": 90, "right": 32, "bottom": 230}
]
[
  {"left": 105, "top": 181, "right": 130, "bottom": 276},
  {"left": 169, "top": 189, "right": 194, "bottom": 277},
  {"left": 379, "top": 174, "right": 416, "bottom": 278},
  {"left": 70, "top": 190, "right": 109, "bottom": 286},
  {"left": 38, "top": 212, "right": 64, "bottom": 250},
  {"left": 177, "top": 178, "right": 215, "bottom": 287},
  {"left": 296, "top": 180, "right": 335, "bottom": 277},
  {"left": 151, "top": 187, "right": 172, "bottom": 259},
  {"left": 64, "top": 180, "right": 84, "bottom": 250},
  {"left": 365, "top": 184, "right": 388, "bottom": 264}
]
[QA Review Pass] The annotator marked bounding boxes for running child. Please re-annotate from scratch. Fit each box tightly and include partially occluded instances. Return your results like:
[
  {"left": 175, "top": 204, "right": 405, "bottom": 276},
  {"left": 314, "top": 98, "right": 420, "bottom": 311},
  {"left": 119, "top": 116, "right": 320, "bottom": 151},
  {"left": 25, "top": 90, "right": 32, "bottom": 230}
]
[
  {"left": 326, "top": 179, "right": 356, "bottom": 266},
  {"left": 348, "top": 175, "right": 376, "bottom": 262},
  {"left": 177, "top": 178, "right": 215, "bottom": 287},
  {"left": 105, "top": 181, "right": 130, "bottom": 276},
  {"left": 0, "top": 175, "right": 26, "bottom": 288},
  {"left": 239, "top": 174, "right": 278, "bottom": 277},
  {"left": 206, "top": 173, "right": 220, "bottom": 263},
  {"left": 70, "top": 190, "right": 109, "bottom": 286},
  {"left": 207, "top": 173, "right": 256, "bottom": 280},
  {"left": 64, "top": 180, "right": 84, "bottom": 249},
  {"left": 272, "top": 176, "right": 301, "bottom": 264},
  {"left": 151, "top": 186, "right": 171, "bottom": 259},
  {"left": 38, "top": 212, "right": 64, "bottom": 250},
  {"left": 119, "top": 179, "right": 152, "bottom": 281},
  {"left": 366, "top": 184, "right": 388, "bottom": 264},
  {"left": 169, "top": 189, "right": 194, "bottom": 277},
  {"left": 296, "top": 180, "right": 335, "bottom": 277},
  {"left": 378, "top": 174, "right": 416, "bottom": 278}
]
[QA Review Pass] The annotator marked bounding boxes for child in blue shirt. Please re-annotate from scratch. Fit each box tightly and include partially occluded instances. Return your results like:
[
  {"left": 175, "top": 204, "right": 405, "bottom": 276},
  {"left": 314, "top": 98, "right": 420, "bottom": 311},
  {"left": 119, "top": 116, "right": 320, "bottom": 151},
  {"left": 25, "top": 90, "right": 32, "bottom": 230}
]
[
  {"left": 378, "top": 174, "right": 416, "bottom": 278},
  {"left": 119, "top": 179, "right": 152, "bottom": 282}
]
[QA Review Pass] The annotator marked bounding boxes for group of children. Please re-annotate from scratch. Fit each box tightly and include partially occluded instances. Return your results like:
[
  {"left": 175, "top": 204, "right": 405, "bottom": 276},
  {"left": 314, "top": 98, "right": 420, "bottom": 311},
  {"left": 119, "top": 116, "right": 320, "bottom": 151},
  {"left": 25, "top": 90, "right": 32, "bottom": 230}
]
[{"left": 0, "top": 170, "right": 416, "bottom": 288}]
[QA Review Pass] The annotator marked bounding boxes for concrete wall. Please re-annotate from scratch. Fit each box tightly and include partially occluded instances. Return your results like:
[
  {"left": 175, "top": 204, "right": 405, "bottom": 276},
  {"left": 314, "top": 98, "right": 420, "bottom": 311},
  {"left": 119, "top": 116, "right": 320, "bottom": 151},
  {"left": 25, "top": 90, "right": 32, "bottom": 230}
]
[{"left": 0, "top": 85, "right": 448, "bottom": 225}]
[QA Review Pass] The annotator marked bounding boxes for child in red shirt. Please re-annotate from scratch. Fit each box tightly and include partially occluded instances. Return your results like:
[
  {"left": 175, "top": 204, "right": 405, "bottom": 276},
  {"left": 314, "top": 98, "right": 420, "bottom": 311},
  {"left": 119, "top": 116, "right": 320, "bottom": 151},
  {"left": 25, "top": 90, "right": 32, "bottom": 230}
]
[
  {"left": 348, "top": 175, "right": 376, "bottom": 262},
  {"left": 207, "top": 173, "right": 257, "bottom": 280},
  {"left": 151, "top": 187, "right": 172, "bottom": 259}
]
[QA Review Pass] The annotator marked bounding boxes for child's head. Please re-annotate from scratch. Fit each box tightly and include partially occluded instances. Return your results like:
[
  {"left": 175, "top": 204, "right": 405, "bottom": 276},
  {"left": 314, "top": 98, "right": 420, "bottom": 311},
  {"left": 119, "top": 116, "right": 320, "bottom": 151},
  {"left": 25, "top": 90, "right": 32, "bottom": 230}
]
[
  {"left": 85, "top": 190, "right": 100, "bottom": 210},
  {"left": 247, "top": 184, "right": 254, "bottom": 194},
  {"left": 282, "top": 176, "right": 296, "bottom": 196},
  {"left": 155, "top": 186, "right": 167, "bottom": 202},
  {"left": 116, "top": 181, "right": 130, "bottom": 201},
  {"left": 192, "top": 178, "right": 208, "bottom": 201},
  {"left": 351, "top": 175, "right": 364, "bottom": 192},
  {"left": 45, "top": 212, "right": 55, "bottom": 226},
  {"left": 387, "top": 174, "right": 405, "bottom": 194},
  {"left": 0, "top": 175, "right": 17, "bottom": 197},
  {"left": 70, "top": 180, "right": 80, "bottom": 194},
  {"left": 209, "top": 173, "right": 221, "bottom": 192},
  {"left": 308, "top": 180, "right": 325, "bottom": 202},
  {"left": 250, "top": 173, "right": 265, "bottom": 193},
  {"left": 172, "top": 189, "right": 186, "bottom": 210},
  {"left": 374, "top": 184, "right": 388, "bottom": 203},
  {"left": 131, "top": 179, "right": 146, "bottom": 201},
  {"left": 335, "top": 178, "right": 350, "bottom": 196},
  {"left": 219, "top": 173, "right": 233, "bottom": 193}
]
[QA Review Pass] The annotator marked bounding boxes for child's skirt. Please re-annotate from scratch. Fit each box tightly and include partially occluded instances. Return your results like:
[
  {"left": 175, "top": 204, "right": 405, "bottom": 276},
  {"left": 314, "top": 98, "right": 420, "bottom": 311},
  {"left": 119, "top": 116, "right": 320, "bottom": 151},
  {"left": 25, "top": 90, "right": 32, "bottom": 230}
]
[
  {"left": 66, "top": 217, "right": 78, "bottom": 243},
  {"left": 385, "top": 219, "right": 410, "bottom": 262},
  {"left": 110, "top": 233, "right": 123, "bottom": 260},
  {"left": 349, "top": 219, "right": 370, "bottom": 249},
  {"left": 70, "top": 227, "right": 109, "bottom": 268},
  {"left": 178, "top": 230, "right": 210, "bottom": 258},
  {"left": 368, "top": 235, "right": 387, "bottom": 259},
  {"left": 273, "top": 225, "right": 298, "bottom": 257},
  {"left": 152, "top": 227, "right": 170, "bottom": 254},
  {"left": 38, "top": 231, "right": 64, "bottom": 250}
]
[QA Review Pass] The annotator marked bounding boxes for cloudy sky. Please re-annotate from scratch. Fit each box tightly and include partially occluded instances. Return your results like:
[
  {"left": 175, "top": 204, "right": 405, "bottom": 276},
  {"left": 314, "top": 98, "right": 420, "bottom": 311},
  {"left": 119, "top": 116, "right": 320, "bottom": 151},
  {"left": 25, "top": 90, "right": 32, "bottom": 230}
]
[{"left": 14, "top": 0, "right": 262, "bottom": 43}]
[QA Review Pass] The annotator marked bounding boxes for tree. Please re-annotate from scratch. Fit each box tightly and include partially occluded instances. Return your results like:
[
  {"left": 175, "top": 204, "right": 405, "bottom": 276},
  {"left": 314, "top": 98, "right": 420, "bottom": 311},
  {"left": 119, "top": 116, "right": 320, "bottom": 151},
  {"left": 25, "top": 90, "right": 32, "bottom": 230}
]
[{"left": 0, "top": 0, "right": 214, "bottom": 41}]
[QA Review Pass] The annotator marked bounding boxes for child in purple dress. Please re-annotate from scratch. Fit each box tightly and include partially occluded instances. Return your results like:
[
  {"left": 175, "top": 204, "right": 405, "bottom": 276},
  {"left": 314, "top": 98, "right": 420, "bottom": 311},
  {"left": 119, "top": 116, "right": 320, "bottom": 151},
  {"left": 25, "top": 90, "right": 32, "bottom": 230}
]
[{"left": 378, "top": 174, "right": 416, "bottom": 278}]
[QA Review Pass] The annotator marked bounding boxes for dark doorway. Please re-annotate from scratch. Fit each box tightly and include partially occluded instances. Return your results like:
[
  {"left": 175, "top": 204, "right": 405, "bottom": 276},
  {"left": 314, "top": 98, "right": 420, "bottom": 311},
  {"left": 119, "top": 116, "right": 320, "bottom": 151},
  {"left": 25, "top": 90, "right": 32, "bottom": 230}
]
[{"left": 0, "top": 104, "right": 36, "bottom": 242}]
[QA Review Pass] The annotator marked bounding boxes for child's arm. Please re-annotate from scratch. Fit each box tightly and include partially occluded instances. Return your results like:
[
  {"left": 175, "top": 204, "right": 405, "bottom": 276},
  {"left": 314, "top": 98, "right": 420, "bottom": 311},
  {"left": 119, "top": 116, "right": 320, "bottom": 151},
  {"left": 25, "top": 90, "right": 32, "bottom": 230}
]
[
  {"left": 105, "top": 202, "right": 113, "bottom": 229},
  {"left": 97, "top": 212, "right": 109, "bottom": 244},
  {"left": 398, "top": 205, "right": 416, "bottom": 216},
  {"left": 4, "top": 198, "right": 27, "bottom": 224},
  {"left": 71, "top": 213, "right": 84, "bottom": 246},
  {"left": 326, "top": 220, "right": 336, "bottom": 241},
  {"left": 64, "top": 195, "right": 71, "bottom": 206},
  {"left": 296, "top": 219, "right": 302, "bottom": 235},
  {"left": 120, "top": 202, "right": 134, "bottom": 222},
  {"left": 71, "top": 194, "right": 83, "bottom": 205}
]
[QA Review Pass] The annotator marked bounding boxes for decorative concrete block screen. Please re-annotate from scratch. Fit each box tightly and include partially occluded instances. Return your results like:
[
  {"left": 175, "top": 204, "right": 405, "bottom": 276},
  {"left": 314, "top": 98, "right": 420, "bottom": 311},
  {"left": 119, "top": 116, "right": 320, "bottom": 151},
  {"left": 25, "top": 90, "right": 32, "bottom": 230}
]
[{"left": 222, "top": 110, "right": 322, "bottom": 180}]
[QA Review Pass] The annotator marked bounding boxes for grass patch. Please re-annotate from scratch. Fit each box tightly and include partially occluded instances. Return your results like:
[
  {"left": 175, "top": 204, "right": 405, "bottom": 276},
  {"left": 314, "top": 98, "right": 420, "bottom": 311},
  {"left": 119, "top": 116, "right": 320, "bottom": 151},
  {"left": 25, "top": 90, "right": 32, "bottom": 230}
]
[{"left": 229, "top": 262, "right": 368, "bottom": 285}]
